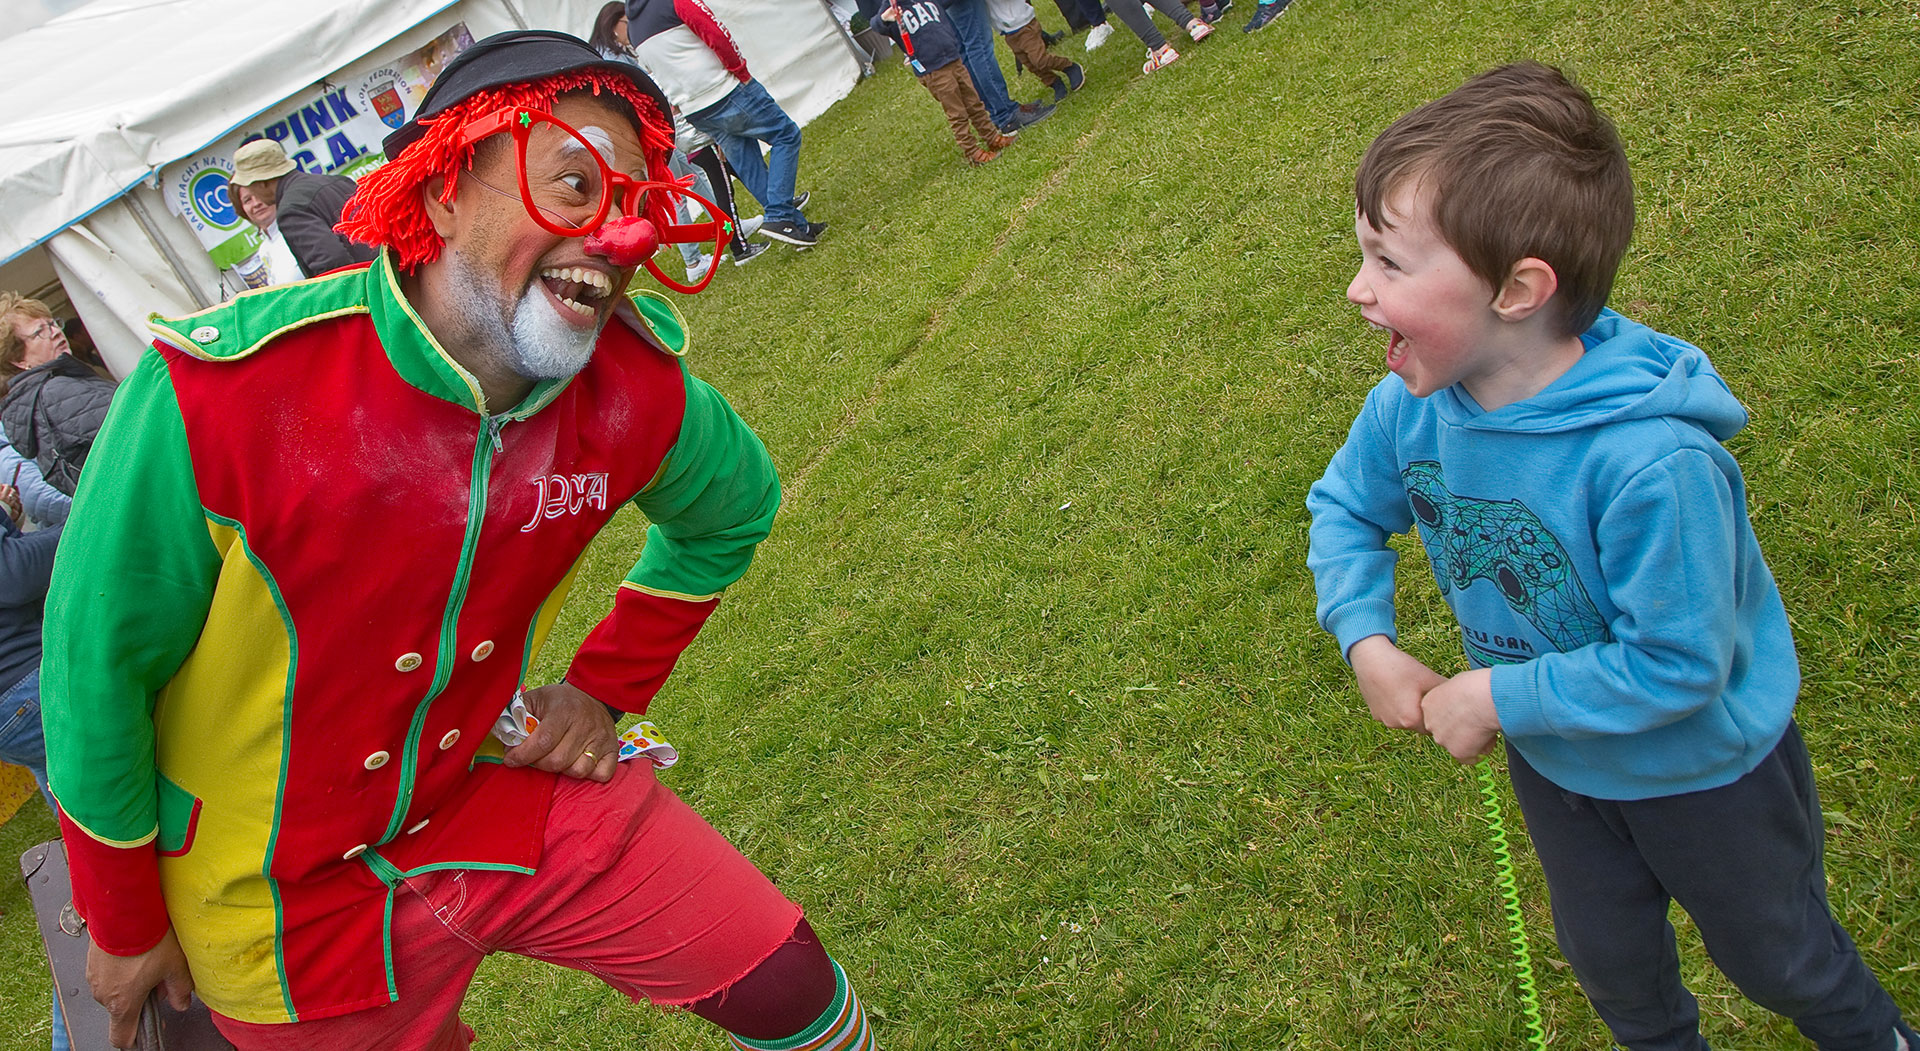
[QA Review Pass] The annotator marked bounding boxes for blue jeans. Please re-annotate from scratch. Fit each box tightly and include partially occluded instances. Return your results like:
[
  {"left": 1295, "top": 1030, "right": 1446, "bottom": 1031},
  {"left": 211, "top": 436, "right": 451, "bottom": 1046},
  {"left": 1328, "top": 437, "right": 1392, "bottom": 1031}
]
[
  {"left": 687, "top": 79, "right": 806, "bottom": 227},
  {"left": 0, "top": 667, "right": 49, "bottom": 801},
  {"left": 0, "top": 668, "right": 67, "bottom": 1051},
  {"left": 945, "top": 0, "right": 1018, "bottom": 128}
]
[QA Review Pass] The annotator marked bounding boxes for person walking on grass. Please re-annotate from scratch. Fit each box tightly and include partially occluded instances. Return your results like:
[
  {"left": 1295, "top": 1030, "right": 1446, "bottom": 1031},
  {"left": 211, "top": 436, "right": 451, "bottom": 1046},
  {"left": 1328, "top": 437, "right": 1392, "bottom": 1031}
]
[
  {"left": 875, "top": 0, "right": 1017, "bottom": 165},
  {"left": 48, "top": 31, "right": 874, "bottom": 1051},
  {"left": 1307, "top": 61, "right": 1918, "bottom": 1051},
  {"left": 624, "top": 0, "right": 826, "bottom": 247},
  {"left": 588, "top": 1, "right": 768, "bottom": 274},
  {"left": 986, "top": 0, "right": 1085, "bottom": 104}
]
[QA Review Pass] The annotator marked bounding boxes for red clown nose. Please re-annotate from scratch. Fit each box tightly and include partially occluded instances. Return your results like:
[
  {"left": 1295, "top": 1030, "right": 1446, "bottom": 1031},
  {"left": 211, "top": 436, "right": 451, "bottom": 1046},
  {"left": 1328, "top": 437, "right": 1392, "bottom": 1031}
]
[{"left": 584, "top": 217, "right": 661, "bottom": 267}]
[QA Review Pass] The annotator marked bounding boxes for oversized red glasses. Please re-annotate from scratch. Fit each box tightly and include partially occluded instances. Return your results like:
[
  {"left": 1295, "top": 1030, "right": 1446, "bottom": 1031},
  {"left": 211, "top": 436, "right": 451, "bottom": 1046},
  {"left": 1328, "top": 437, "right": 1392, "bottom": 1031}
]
[{"left": 454, "top": 106, "right": 728, "bottom": 293}]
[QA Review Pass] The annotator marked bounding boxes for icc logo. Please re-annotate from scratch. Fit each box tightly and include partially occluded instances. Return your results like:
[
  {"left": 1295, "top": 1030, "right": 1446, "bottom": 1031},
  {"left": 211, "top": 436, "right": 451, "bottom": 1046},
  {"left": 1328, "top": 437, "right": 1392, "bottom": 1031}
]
[{"left": 190, "top": 169, "right": 239, "bottom": 229}]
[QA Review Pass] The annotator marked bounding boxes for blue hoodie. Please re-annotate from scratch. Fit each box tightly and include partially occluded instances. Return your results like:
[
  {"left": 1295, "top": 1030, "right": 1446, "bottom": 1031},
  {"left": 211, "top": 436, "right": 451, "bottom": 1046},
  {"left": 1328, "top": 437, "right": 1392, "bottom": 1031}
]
[{"left": 1306, "top": 310, "right": 1798, "bottom": 801}]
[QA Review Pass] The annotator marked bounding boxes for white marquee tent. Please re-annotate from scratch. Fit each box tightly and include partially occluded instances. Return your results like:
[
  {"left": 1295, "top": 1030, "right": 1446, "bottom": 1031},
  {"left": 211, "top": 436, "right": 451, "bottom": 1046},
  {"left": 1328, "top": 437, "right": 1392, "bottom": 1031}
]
[{"left": 0, "top": 0, "right": 863, "bottom": 376}]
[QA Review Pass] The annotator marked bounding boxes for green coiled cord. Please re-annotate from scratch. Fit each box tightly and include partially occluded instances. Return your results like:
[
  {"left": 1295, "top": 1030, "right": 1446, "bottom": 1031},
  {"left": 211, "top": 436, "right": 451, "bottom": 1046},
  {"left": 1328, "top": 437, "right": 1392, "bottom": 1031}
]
[{"left": 1475, "top": 761, "right": 1548, "bottom": 1051}]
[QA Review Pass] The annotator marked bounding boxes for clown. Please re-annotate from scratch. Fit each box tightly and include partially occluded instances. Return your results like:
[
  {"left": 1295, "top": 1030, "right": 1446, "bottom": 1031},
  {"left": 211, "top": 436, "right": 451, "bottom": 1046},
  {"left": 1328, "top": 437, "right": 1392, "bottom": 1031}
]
[{"left": 43, "top": 30, "right": 873, "bottom": 1051}]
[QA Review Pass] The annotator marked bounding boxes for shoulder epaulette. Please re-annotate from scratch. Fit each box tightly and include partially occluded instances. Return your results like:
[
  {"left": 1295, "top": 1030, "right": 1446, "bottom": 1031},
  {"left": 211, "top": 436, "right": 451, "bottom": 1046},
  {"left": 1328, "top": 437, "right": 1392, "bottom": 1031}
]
[
  {"left": 626, "top": 288, "right": 690, "bottom": 359},
  {"left": 149, "top": 266, "right": 371, "bottom": 362}
]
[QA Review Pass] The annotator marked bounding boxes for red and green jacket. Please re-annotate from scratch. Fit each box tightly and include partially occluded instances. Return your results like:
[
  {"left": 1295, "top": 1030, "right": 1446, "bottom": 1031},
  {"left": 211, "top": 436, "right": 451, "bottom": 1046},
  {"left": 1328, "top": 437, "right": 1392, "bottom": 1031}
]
[{"left": 42, "top": 252, "right": 780, "bottom": 1024}]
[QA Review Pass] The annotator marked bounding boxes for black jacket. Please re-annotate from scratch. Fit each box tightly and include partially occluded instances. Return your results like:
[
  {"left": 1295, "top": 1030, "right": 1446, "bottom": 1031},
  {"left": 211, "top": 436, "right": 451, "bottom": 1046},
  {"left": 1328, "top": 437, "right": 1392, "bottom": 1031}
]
[
  {"left": 275, "top": 169, "right": 377, "bottom": 278},
  {"left": 1, "top": 356, "right": 116, "bottom": 496}
]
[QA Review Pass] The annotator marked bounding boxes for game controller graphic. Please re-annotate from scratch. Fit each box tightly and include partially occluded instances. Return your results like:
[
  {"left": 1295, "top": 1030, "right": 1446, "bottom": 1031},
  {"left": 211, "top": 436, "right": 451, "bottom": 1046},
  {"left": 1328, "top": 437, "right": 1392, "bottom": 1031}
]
[{"left": 1401, "top": 461, "right": 1610, "bottom": 659}]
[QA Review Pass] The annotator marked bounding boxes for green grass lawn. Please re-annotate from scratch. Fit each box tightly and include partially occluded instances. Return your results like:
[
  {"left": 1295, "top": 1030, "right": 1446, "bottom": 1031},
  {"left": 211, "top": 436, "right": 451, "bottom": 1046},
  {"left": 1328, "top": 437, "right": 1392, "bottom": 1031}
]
[{"left": 4, "top": 0, "right": 1917, "bottom": 1046}]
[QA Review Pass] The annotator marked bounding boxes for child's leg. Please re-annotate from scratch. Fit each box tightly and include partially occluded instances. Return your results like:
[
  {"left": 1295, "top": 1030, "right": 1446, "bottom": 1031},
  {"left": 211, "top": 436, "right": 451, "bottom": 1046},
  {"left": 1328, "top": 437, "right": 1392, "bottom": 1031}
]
[
  {"left": 1105, "top": 0, "right": 1169, "bottom": 49},
  {"left": 1506, "top": 744, "right": 1706, "bottom": 1051},
  {"left": 1144, "top": 0, "right": 1200, "bottom": 28},
  {"left": 1003, "top": 22, "right": 1074, "bottom": 86},
  {"left": 951, "top": 67, "right": 1004, "bottom": 147},
  {"left": 920, "top": 65, "right": 982, "bottom": 155},
  {"left": 1620, "top": 723, "right": 1910, "bottom": 1050}
]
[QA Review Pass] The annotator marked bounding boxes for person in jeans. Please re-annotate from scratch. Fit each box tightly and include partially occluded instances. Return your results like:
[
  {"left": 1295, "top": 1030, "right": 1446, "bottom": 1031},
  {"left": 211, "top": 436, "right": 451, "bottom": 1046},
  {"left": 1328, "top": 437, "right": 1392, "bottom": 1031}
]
[
  {"left": 0, "top": 478, "right": 66, "bottom": 1051},
  {"left": 876, "top": 0, "right": 1017, "bottom": 165},
  {"left": 944, "top": 0, "right": 1053, "bottom": 132},
  {"left": 624, "top": 0, "right": 825, "bottom": 247},
  {"left": 588, "top": 3, "right": 769, "bottom": 273}
]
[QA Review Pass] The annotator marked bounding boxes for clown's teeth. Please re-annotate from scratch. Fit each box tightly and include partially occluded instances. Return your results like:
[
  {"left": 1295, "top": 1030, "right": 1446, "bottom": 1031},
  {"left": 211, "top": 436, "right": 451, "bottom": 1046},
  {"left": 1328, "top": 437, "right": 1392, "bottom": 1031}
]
[{"left": 538, "top": 267, "right": 613, "bottom": 300}]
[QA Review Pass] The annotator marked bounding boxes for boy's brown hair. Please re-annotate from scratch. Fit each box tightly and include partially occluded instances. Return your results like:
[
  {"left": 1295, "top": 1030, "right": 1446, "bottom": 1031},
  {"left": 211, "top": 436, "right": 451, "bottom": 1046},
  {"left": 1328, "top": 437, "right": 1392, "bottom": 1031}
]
[{"left": 1356, "top": 61, "right": 1634, "bottom": 337}]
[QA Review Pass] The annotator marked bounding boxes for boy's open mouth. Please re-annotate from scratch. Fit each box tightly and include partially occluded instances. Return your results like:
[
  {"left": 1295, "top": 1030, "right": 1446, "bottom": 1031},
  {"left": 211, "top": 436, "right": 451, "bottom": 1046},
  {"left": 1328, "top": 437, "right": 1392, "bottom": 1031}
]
[
  {"left": 538, "top": 266, "right": 615, "bottom": 323},
  {"left": 1385, "top": 329, "right": 1407, "bottom": 369}
]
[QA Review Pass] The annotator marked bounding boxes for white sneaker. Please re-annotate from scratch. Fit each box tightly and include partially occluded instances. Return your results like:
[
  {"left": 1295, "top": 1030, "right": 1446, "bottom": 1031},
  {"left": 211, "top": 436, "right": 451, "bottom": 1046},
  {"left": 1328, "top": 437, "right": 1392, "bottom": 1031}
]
[
  {"left": 686, "top": 253, "right": 715, "bottom": 283},
  {"left": 1085, "top": 23, "right": 1113, "bottom": 50},
  {"left": 740, "top": 214, "right": 765, "bottom": 238}
]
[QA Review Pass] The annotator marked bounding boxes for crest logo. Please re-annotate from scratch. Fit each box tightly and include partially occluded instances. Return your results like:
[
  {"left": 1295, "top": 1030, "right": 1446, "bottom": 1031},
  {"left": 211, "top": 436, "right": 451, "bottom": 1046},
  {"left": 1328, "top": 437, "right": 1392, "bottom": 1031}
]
[{"left": 358, "top": 69, "right": 411, "bottom": 131}]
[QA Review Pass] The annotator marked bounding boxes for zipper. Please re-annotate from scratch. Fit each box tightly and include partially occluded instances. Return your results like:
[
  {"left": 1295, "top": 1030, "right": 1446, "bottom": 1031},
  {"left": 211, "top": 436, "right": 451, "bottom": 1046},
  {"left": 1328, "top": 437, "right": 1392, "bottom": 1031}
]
[{"left": 378, "top": 413, "right": 509, "bottom": 842}]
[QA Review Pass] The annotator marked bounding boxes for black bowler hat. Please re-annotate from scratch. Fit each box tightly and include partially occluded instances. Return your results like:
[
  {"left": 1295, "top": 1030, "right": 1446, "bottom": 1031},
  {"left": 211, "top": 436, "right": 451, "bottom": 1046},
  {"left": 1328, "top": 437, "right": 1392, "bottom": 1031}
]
[{"left": 382, "top": 30, "right": 674, "bottom": 161}]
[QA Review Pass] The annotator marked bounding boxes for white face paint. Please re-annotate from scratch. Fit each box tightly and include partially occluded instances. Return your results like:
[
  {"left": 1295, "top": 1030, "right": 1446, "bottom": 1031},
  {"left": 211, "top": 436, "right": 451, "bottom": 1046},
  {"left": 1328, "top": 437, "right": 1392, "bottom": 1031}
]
[
  {"left": 507, "top": 279, "right": 600, "bottom": 380},
  {"left": 575, "top": 124, "right": 617, "bottom": 159},
  {"left": 444, "top": 243, "right": 601, "bottom": 387}
]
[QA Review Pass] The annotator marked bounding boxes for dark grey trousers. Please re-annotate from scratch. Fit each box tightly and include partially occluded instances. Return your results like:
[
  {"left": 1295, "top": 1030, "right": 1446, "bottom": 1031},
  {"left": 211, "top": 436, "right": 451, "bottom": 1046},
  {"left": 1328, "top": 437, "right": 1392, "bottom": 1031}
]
[
  {"left": 1507, "top": 723, "right": 1910, "bottom": 1051},
  {"left": 1106, "top": 0, "right": 1195, "bottom": 51}
]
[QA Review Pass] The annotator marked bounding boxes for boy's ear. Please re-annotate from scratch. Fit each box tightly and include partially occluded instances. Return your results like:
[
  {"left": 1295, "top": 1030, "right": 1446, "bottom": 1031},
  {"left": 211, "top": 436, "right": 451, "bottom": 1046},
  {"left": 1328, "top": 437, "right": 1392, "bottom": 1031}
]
[{"left": 1492, "top": 257, "right": 1559, "bottom": 323}]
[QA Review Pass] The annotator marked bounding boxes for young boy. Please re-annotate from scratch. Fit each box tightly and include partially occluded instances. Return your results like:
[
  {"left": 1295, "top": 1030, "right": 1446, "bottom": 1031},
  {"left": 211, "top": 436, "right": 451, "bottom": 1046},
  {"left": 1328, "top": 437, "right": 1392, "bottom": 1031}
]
[
  {"left": 876, "top": 0, "right": 1018, "bottom": 165},
  {"left": 1306, "top": 62, "right": 1918, "bottom": 1051},
  {"left": 985, "top": 0, "right": 1085, "bottom": 104}
]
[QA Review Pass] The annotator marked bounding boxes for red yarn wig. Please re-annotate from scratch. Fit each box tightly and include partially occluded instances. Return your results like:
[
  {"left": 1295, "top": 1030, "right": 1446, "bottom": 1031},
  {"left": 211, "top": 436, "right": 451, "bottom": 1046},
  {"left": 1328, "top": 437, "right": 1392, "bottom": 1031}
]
[{"left": 337, "top": 70, "right": 677, "bottom": 272}]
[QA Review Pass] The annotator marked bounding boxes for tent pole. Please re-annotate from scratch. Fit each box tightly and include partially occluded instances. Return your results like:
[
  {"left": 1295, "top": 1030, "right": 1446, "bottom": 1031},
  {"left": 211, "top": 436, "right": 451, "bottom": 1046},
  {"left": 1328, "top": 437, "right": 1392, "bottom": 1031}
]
[
  {"left": 816, "top": 0, "right": 874, "bottom": 77},
  {"left": 499, "top": 0, "right": 529, "bottom": 29},
  {"left": 122, "top": 189, "right": 215, "bottom": 311}
]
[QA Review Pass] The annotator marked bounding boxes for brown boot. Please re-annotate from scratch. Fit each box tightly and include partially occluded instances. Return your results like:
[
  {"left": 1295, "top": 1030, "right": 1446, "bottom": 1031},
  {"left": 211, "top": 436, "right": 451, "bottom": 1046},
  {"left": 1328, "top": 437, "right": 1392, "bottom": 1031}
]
[
  {"left": 966, "top": 146, "right": 1000, "bottom": 165},
  {"left": 985, "top": 131, "right": 1016, "bottom": 151}
]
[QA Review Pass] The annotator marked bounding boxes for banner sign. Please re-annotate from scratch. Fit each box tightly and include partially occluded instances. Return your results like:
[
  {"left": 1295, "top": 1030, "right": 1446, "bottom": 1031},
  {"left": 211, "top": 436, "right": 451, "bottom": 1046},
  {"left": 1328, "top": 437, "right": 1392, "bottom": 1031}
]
[{"left": 160, "top": 23, "right": 473, "bottom": 289}]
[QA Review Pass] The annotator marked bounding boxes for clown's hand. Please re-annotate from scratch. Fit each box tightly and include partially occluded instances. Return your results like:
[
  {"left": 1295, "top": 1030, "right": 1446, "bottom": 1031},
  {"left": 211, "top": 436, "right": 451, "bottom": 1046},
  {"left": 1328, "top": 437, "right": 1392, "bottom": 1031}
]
[{"left": 503, "top": 682, "right": 621, "bottom": 783}]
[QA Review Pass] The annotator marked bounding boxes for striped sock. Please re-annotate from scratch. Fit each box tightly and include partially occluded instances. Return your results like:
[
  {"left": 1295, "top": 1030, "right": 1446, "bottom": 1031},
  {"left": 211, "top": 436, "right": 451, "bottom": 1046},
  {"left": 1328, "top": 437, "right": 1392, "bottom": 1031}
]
[{"left": 727, "top": 958, "right": 873, "bottom": 1051}]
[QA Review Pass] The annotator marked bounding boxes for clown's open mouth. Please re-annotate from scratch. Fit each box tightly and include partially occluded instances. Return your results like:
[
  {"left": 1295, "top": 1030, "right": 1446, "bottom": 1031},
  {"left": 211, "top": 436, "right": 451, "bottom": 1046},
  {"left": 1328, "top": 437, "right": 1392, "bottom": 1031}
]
[{"left": 539, "top": 266, "right": 615, "bottom": 319}]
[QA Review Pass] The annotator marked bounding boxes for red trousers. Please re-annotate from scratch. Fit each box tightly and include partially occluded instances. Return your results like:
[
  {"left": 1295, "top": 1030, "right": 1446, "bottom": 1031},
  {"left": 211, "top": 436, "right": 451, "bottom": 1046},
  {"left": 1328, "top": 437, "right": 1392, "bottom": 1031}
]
[{"left": 211, "top": 762, "right": 804, "bottom": 1050}]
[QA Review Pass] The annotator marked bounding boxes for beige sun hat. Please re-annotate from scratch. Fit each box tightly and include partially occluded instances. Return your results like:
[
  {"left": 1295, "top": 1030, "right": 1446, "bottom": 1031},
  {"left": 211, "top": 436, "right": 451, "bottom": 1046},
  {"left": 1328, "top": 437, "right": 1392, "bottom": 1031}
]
[{"left": 231, "top": 139, "right": 297, "bottom": 185}]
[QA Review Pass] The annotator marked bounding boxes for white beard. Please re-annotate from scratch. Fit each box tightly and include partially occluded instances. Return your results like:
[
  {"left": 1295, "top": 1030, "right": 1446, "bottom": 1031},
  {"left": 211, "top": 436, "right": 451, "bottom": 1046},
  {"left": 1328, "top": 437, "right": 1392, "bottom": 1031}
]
[
  {"left": 444, "top": 246, "right": 601, "bottom": 383},
  {"left": 507, "top": 285, "right": 600, "bottom": 380}
]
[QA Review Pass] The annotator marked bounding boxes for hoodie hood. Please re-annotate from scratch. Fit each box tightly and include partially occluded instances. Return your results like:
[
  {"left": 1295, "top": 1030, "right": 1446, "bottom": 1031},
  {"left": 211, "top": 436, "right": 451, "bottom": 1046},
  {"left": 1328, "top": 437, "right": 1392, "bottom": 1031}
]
[{"left": 1434, "top": 309, "right": 1749, "bottom": 441}]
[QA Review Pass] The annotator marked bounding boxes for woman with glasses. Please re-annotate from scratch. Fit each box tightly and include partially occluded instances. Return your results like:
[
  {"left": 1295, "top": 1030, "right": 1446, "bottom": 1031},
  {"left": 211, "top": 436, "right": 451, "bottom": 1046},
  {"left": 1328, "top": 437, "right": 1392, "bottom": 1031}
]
[
  {"left": 0, "top": 293, "right": 114, "bottom": 496},
  {"left": 0, "top": 293, "right": 70, "bottom": 385}
]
